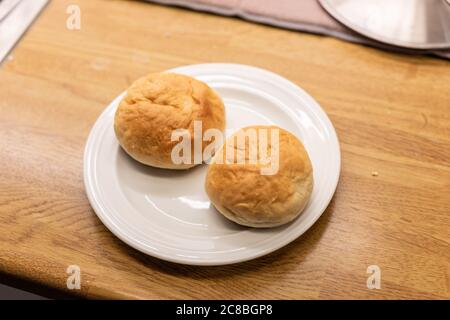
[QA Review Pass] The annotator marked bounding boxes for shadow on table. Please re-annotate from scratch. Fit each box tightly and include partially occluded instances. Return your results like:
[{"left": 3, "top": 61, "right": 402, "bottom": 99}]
[{"left": 115, "top": 196, "right": 337, "bottom": 280}]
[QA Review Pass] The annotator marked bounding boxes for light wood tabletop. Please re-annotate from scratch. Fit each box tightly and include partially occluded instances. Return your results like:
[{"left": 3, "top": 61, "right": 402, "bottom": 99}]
[{"left": 0, "top": 0, "right": 449, "bottom": 299}]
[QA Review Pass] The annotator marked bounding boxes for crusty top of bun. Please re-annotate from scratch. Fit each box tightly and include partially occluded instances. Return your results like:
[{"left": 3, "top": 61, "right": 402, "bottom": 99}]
[
  {"left": 205, "top": 126, "right": 313, "bottom": 228},
  {"left": 114, "top": 73, "right": 225, "bottom": 169}
]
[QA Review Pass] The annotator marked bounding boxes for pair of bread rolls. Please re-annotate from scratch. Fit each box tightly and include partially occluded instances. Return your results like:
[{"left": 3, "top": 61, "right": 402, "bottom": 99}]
[{"left": 114, "top": 73, "right": 313, "bottom": 228}]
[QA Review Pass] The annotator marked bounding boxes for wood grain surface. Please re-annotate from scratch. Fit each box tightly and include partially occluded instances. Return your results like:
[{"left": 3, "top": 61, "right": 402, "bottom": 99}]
[{"left": 0, "top": 0, "right": 449, "bottom": 299}]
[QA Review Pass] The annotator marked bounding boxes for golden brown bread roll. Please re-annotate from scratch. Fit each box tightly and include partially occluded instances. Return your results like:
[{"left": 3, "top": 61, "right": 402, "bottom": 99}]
[
  {"left": 114, "top": 73, "right": 226, "bottom": 169},
  {"left": 205, "top": 126, "right": 313, "bottom": 228}
]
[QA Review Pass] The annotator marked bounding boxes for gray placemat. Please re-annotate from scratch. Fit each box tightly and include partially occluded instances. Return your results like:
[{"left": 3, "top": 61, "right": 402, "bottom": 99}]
[{"left": 144, "top": 0, "right": 450, "bottom": 59}]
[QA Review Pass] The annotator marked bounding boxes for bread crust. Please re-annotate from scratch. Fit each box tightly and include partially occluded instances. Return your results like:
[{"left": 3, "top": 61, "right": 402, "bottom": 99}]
[
  {"left": 114, "top": 73, "right": 225, "bottom": 169},
  {"left": 205, "top": 126, "right": 313, "bottom": 228}
]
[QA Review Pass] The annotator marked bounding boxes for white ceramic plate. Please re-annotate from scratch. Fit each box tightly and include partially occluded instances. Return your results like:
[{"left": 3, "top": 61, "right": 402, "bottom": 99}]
[{"left": 84, "top": 63, "right": 340, "bottom": 266}]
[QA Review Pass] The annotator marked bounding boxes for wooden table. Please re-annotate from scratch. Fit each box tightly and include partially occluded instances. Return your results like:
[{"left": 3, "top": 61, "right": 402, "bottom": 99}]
[{"left": 0, "top": 0, "right": 449, "bottom": 299}]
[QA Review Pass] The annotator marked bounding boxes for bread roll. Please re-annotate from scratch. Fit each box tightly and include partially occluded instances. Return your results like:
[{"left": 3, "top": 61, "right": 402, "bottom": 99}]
[
  {"left": 205, "top": 126, "right": 313, "bottom": 228},
  {"left": 114, "top": 73, "right": 225, "bottom": 169}
]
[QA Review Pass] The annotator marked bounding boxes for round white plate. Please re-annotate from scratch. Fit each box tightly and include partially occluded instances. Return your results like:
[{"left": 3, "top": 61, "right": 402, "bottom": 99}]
[{"left": 84, "top": 63, "right": 340, "bottom": 266}]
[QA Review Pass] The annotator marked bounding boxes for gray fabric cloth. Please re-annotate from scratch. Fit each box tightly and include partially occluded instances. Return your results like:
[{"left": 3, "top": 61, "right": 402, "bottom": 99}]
[{"left": 145, "top": 0, "right": 450, "bottom": 59}]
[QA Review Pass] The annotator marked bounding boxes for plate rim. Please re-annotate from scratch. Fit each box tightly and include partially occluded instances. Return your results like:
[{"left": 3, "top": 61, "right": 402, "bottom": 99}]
[{"left": 83, "top": 63, "right": 341, "bottom": 265}]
